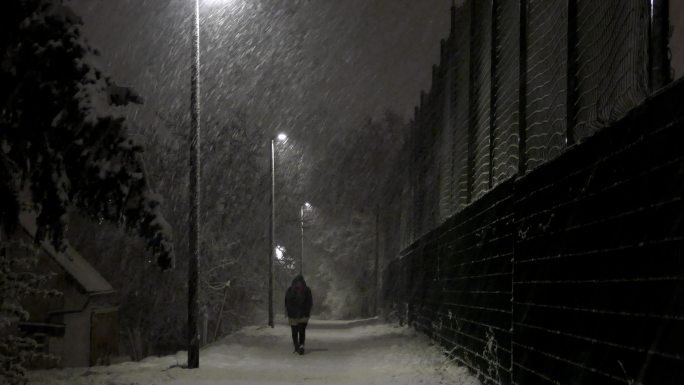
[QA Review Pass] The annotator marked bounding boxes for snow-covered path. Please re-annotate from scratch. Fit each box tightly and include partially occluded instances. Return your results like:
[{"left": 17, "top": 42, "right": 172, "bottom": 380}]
[{"left": 29, "top": 319, "right": 479, "bottom": 385}]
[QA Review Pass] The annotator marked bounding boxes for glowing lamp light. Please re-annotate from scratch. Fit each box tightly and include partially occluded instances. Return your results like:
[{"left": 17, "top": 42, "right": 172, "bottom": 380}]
[
  {"left": 275, "top": 245, "right": 285, "bottom": 261},
  {"left": 202, "top": 0, "right": 236, "bottom": 6},
  {"left": 277, "top": 133, "right": 287, "bottom": 141}
]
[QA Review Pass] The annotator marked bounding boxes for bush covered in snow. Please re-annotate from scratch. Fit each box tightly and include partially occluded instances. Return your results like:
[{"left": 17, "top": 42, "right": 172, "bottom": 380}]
[{"left": 0, "top": 240, "right": 61, "bottom": 385}]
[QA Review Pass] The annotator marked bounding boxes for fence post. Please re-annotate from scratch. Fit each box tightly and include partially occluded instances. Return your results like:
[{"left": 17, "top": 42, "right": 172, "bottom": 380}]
[
  {"left": 408, "top": 117, "right": 414, "bottom": 244},
  {"left": 566, "top": 0, "right": 578, "bottom": 146},
  {"left": 518, "top": 0, "right": 528, "bottom": 176},
  {"left": 467, "top": 0, "right": 476, "bottom": 204},
  {"left": 490, "top": 0, "right": 498, "bottom": 189},
  {"left": 651, "top": 0, "right": 672, "bottom": 90}
]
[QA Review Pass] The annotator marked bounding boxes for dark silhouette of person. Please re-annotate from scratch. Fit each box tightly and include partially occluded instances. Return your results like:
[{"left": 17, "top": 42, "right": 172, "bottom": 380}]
[{"left": 285, "top": 274, "right": 313, "bottom": 355}]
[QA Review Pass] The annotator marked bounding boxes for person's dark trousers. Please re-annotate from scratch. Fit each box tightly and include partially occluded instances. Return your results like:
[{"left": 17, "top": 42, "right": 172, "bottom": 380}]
[
  {"left": 290, "top": 325, "right": 298, "bottom": 350},
  {"left": 299, "top": 323, "right": 307, "bottom": 346},
  {"left": 290, "top": 323, "right": 307, "bottom": 349}
]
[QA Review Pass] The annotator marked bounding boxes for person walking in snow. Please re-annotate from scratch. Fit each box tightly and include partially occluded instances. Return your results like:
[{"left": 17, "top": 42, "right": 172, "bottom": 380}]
[{"left": 285, "top": 274, "right": 313, "bottom": 355}]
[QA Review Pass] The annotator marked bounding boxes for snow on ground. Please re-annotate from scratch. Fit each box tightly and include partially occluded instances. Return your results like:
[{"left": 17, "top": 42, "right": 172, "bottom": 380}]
[{"left": 28, "top": 318, "right": 480, "bottom": 385}]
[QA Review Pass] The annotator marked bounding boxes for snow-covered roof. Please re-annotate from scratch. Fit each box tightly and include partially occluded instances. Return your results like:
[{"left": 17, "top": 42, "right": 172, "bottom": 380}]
[{"left": 19, "top": 211, "right": 114, "bottom": 295}]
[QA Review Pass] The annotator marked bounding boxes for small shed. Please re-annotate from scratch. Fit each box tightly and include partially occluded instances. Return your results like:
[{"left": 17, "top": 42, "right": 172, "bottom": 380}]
[{"left": 12, "top": 211, "right": 119, "bottom": 367}]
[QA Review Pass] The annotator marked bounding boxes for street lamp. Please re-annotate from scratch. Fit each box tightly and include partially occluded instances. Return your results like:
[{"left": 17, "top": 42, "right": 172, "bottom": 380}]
[
  {"left": 300, "top": 202, "right": 311, "bottom": 275},
  {"left": 269, "top": 133, "right": 287, "bottom": 328},
  {"left": 188, "top": 0, "right": 252, "bottom": 368},
  {"left": 188, "top": 0, "right": 201, "bottom": 370}
]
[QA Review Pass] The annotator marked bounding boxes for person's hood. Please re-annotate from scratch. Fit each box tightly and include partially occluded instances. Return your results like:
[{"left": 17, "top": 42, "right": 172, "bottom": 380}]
[{"left": 291, "top": 274, "right": 307, "bottom": 287}]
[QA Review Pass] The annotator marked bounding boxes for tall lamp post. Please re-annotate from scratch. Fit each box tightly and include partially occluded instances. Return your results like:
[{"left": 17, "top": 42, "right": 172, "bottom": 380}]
[
  {"left": 269, "top": 133, "right": 287, "bottom": 328},
  {"left": 300, "top": 202, "right": 311, "bottom": 275},
  {"left": 188, "top": 0, "right": 201, "bottom": 369}
]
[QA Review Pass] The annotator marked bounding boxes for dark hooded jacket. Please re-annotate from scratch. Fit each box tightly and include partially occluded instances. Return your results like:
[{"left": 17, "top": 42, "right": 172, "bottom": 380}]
[{"left": 285, "top": 275, "right": 313, "bottom": 319}]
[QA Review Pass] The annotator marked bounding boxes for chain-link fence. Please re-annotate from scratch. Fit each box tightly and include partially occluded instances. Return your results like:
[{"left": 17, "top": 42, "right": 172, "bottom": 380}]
[
  {"left": 573, "top": 0, "right": 650, "bottom": 141},
  {"left": 470, "top": 0, "right": 493, "bottom": 201},
  {"left": 438, "top": 52, "right": 456, "bottom": 224},
  {"left": 491, "top": 0, "right": 520, "bottom": 187},
  {"left": 397, "top": 0, "right": 667, "bottom": 248},
  {"left": 451, "top": 6, "right": 471, "bottom": 215},
  {"left": 379, "top": 2, "right": 674, "bottom": 384},
  {"left": 525, "top": 0, "right": 568, "bottom": 171}
]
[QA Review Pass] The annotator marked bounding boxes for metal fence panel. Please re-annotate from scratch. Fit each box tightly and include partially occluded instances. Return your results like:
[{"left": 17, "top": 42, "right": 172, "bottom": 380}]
[
  {"left": 573, "top": 0, "right": 650, "bottom": 141},
  {"left": 411, "top": 118, "right": 424, "bottom": 240},
  {"left": 492, "top": 0, "right": 521, "bottom": 186},
  {"left": 400, "top": 183, "right": 411, "bottom": 249},
  {"left": 452, "top": 5, "right": 471, "bottom": 214},
  {"left": 438, "top": 57, "right": 456, "bottom": 223},
  {"left": 401, "top": 0, "right": 661, "bottom": 252},
  {"left": 470, "top": 0, "right": 493, "bottom": 200},
  {"left": 424, "top": 106, "right": 440, "bottom": 234},
  {"left": 525, "top": 0, "right": 568, "bottom": 171}
]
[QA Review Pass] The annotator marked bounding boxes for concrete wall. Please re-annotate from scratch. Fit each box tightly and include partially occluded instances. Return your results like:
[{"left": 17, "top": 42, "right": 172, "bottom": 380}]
[{"left": 383, "top": 79, "right": 684, "bottom": 385}]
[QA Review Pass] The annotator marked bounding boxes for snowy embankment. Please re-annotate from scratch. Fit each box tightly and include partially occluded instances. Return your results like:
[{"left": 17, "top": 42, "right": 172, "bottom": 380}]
[{"left": 29, "top": 319, "right": 479, "bottom": 385}]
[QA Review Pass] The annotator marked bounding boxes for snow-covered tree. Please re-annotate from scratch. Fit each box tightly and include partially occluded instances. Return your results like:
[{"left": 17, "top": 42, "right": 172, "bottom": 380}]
[
  {"left": 0, "top": 0, "right": 173, "bottom": 266},
  {"left": 1, "top": 1, "right": 173, "bottom": 382}
]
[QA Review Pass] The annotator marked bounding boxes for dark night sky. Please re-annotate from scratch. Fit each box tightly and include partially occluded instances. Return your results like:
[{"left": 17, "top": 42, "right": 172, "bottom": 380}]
[{"left": 67, "top": 0, "right": 455, "bottom": 146}]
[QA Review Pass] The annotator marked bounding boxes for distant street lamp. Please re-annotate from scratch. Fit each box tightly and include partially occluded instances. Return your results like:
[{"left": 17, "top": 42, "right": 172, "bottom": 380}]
[
  {"left": 269, "top": 133, "right": 287, "bottom": 328},
  {"left": 300, "top": 202, "right": 312, "bottom": 275},
  {"left": 275, "top": 245, "right": 285, "bottom": 261}
]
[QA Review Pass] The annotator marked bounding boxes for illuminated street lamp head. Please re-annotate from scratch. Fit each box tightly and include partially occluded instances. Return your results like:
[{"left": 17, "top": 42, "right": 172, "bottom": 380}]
[
  {"left": 201, "top": 0, "right": 238, "bottom": 7},
  {"left": 275, "top": 245, "right": 284, "bottom": 261},
  {"left": 277, "top": 133, "right": 287, "bottom": 141},
  {"left": 304, "top": 202, "right": 311, "bottom": 208}
]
